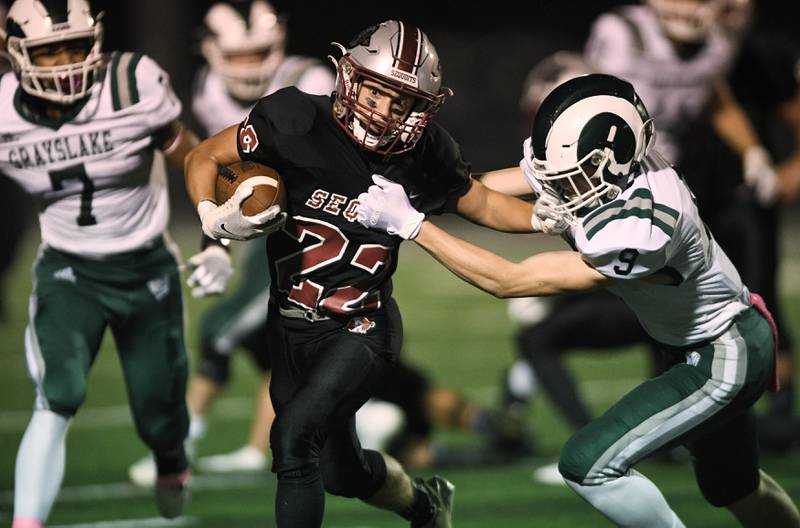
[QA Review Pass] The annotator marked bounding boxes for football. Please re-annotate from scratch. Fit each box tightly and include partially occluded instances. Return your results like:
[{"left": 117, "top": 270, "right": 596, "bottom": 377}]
[{"left": 215, "top": 161, "right": 286, "bottom": 217}]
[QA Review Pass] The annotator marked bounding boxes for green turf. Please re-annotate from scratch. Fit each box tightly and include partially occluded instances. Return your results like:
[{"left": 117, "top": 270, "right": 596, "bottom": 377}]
[{"left": 1, "top": 218, "right": 799, "bottom": 527}]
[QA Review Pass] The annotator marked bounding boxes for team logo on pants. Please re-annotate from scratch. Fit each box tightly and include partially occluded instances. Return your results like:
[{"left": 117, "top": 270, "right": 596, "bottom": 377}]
[{"left": 347, "top": 316, "right": 376, "bottom": 335}]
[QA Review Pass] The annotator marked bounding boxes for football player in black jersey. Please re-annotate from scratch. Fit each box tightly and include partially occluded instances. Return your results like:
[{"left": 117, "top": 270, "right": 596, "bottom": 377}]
[{"left": 185, "top": 20, "right": 534, "bottom": 528}]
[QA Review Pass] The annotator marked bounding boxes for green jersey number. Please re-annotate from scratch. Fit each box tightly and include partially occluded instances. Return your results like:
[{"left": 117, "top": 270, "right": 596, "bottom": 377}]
[
  {"left": 49, "top": 164, "right": 97, "bottom": 226},
  {"left": 614, "top": 248, "right": 640, "bottom": 276}
]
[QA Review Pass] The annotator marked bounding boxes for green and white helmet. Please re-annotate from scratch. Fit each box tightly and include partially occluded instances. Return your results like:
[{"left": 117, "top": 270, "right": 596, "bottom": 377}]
[
  {"left": 201, "top": 0, "right": 286, "bottom": 102},
  {"left": 526, "top": 74, "right": 655, "bottom": 214},
  {"left": 2, "top": 0, "right": 103, "bottom": 104}
]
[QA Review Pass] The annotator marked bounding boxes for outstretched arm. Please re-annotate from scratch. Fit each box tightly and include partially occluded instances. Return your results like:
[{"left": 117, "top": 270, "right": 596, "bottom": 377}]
[
  {"left": 453, "top": 178, "right": 535, "bottom": 233},
  {"left": 414, "top": 220, "right": 610, "bottom": 298}
]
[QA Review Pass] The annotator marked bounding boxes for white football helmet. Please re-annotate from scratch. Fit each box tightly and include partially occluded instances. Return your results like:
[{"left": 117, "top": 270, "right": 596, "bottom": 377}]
[
  {"left": 330, "top": 20, "right": 451, "bottom": 156},
  {"left": 202, "top": 0, "right": 286, "bottom": 102},
  {"left": 646, "top": 0, "right": 724, "bottom": 43},
  {"left": 525, "top": 74, "right": 655, "bottom": 215},
  {"left": 1, "top": 0, "right": 103, "bottom": 104}
]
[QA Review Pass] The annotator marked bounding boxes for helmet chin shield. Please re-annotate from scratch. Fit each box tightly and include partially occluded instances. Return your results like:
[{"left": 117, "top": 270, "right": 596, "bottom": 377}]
[
  {"left": 330, "top": 20, "right": 450, "bottom": 156},
  {"left": 529, "top": 75, "right": 655, "bottom": 215},
  {"left": 4, "top": 0, "right": 104, "bottom": 105},
  {"left": 202, "top": 0, "right": 287, "bottom": 101}
]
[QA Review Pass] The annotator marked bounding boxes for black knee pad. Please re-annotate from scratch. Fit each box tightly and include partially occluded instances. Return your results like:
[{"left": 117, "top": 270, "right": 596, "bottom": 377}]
[
  {"left": 322, "top": 448, "right": 387, "bottom": 499},
  {"left": 270, "top": 413, "right": 322, "bottom": 475},
  {"left": 196, "top": 342, "right": 232, "bottom": 385}
]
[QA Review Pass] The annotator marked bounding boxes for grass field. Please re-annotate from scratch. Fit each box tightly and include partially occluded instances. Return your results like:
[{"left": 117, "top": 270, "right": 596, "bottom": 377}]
[{"left": 1, "top": 215, "right": 799, "bottom": 527}]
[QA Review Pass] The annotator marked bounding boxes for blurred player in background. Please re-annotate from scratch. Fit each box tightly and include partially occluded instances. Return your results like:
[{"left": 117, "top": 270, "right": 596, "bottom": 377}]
[
  {"left": 680, "top": 0, "right": 800, "bottom": 451},
  {"left": 0, "top": 0, "right": 205, "bottom": 525},
  {"left": 0, "top": 0, "right": 30, "bottom": 320},
  {"left": 128, "top": 0, "right": 335, "bottom": 484},
  {"left": 361, "top": 357, "right": 530, "bottom": 469},
  {"left": 358, "top": 72, "right": 800, "bottom": 528},
  {"left": 184, "top": 19, "right": 536, "bottom": 527},
  {"left": 585, "top": 0, "right": 738, "bottom": 166}
]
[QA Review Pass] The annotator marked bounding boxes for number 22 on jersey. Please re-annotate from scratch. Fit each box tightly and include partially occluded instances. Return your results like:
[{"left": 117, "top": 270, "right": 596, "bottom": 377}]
[{"left": 273, "top": 216, "right": 392, "bottom": 314}]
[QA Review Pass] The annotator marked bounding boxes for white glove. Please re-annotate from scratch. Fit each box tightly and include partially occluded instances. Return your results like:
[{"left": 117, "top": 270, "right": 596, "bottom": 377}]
[
  {"left": 743, "top": 146, "right": 779, "bottom": 206},
  {"left": 507, "top": 297, "right": 555, "bottom": 326},
  {"left": 531, "top": 193, "right": 574, "bottom": 235},
  {"left": 186, "top": 245, "right": 233, "bottom": 298},
  {"left": 357, "top": 175, "right": 425, "bottom": 240},
  {"left": 197, "top": 184, "right": 286, "bottom": 241}
]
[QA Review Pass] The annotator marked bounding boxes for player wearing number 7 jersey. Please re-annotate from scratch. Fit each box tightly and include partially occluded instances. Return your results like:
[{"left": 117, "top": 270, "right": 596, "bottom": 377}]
[
  {"left": 0, "top": 0, "right": 204, "bottom": 525},
  {"left": 185, "top": 20, "right": 534, "bottom": 528}
]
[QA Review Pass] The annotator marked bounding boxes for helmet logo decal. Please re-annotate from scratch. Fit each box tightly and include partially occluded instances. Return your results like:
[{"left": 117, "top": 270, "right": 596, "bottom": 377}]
[
  {"left": 578, "top": 112, "right": 636, "bottom": 173},
  {"left": 389, "top": 68, "right": 418, "bottom": 86},
  {"left": 393, "top": 21, "right": 422, "bottom": 75},
  {"left": 238, "top": 118, "right": 259, "bottom": 154}
]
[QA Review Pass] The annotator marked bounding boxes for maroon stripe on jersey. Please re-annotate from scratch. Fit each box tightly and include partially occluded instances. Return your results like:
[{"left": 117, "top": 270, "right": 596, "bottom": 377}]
[{"left": 395, "top": 21, "right": 421, "bottom": 73}]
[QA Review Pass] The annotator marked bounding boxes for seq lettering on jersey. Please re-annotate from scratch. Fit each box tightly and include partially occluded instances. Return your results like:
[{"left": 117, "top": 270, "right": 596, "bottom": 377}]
[
  {"left": 305, "top": 188, "right": 360, "bottom": 222},
  {"left": 4, "top": 131, "right": 113, "bottom": 169}
]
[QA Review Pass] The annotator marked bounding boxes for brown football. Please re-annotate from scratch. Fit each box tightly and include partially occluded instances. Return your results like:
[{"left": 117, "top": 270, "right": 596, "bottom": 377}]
[{"left": 215, "top": 161, "right": 286, "bottom": 217}]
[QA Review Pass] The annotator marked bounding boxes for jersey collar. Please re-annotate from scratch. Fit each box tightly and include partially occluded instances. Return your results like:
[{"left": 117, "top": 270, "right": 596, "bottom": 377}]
[{"left": 13, "top": 87, "right": 92, "bottom": 131}]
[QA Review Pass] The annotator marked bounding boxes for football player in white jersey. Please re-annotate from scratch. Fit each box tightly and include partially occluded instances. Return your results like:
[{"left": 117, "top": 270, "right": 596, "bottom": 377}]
[
  {"left": 130, "top": 0, "right": 334, "bottom": 481},
  {"left": 585, "top": 0, "right": 738, "bottom": 165},
  {"left": 357, "top": 74, "right": 800, "bottom": 527},
  {"left": 0, "top": 0, "right": 204, "bottom": 525}
]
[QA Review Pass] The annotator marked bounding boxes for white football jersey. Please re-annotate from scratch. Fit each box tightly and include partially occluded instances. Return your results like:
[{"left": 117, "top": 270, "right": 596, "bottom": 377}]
[
  {"left": 192, "top": 55, "right": 334, "bottom": 137},
  {"left": 585, "top": 5, "right": 736, "bottom": 164},
  {"left": 0, "top": 52, "right": 180, "bottom": 257},
  {"left": 569, "top": 153, "right": 748, "bottom": 346}
]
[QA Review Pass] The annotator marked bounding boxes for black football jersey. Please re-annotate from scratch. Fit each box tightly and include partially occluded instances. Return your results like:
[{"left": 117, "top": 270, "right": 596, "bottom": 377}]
[{"left": 237, "top": 87, "right": 471, "bottom": 316}]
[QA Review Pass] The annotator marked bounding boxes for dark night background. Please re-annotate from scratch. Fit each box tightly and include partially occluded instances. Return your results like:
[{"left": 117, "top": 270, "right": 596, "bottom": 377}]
[{"left": 29, "top": 1, "right": 800, "bottom": 212}]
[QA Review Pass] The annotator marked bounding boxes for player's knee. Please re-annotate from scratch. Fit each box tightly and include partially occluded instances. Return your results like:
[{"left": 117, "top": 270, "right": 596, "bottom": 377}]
[
  {"left": 694, "top": 458, "right": 760, "bottom": 507},
  {"left": 558, "top": 432, "right": 597, "bottom": 484},
  {"left": 46, "top": 379, "right": 88, "bottom": 417},
  {"left": 270, "top": 414, "right": 316, "bottom": 466},
  {"left": 321, "top": 449, "right": 386, "bottom": 499},
  {"left": 134, "top": 405, "right": 189, "bottom": 451},
  {"left": 196, "top": 344, "right": 231, "bottom": 385}
]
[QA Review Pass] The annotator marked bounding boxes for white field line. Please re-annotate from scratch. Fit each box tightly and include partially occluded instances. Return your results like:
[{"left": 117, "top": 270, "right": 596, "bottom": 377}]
[
  {"left": 0, "top": 397, "right": 255, "bottom": 433},
  {"left": 50, "top": 517, "right": 198, "bottom": 528},
  {"left": 0, "top": 378, "right": 643, "bottom": 434},
  {"left": 0, "top": 472, "right": 271, "bottom": 506}
]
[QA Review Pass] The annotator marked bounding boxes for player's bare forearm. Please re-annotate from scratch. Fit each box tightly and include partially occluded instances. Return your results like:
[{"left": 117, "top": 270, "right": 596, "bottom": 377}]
[
  {"left": 455, "top": 179, "right": 534, "bottom": 233},
  {"left": 414, "top": 221, "right": 610, "bottom": 298},
  {"left": 163, "top": 122, "right": 200, "bottom": 173},
  {"left": 711, "top": 80, "right": 760, "bottom": 156},
  {"left": 476, "top": 167, "right": 534, "bottom": 198},
  {"left": 184, "top": 125, "right": 241, "bottom": 206}
]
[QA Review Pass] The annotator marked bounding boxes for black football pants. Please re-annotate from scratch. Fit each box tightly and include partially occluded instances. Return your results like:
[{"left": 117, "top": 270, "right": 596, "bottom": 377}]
[{"left": 267, "top": 298, "right": 403, "bottom": 526}]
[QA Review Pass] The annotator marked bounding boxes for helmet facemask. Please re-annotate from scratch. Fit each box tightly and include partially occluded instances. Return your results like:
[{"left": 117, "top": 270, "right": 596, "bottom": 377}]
[
  {"left": 532, "top": 121, "right": 654, "bottom": 214},
  {"left": 202, "top": 0, "right": 286, "bottom": 102},
  {"left": 529, "top": 81, "right": 655, "bottom": 215},
  {"left": 329, "top": 21, "right": 450, "bottom": 157},
  {"left": 646, "top": 0, "right": 721, "bottom": 43},
  {"left": 6, "top": 25, "right": 103, "bottom": 105},
  {"left": 332, "top": 55, "right": 445, "bottom": 156}
]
